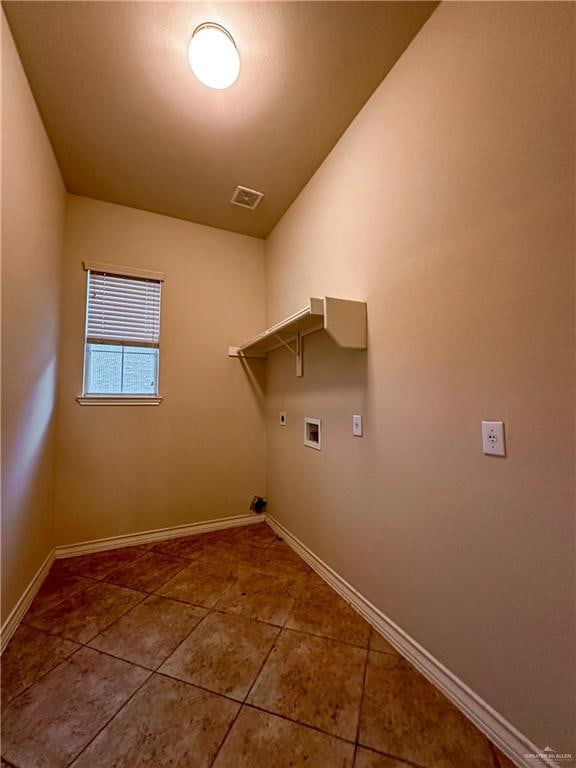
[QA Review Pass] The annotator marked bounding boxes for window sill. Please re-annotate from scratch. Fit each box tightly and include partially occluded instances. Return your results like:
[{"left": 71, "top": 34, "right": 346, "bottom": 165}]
[{"left": 76, "top": 396, "right": 163, "bottom": 406}]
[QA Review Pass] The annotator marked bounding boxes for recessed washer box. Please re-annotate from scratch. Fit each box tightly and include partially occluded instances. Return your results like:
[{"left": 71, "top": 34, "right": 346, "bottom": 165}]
[{"left": 304, "top": 417, "right": 322, "bottom": 450}]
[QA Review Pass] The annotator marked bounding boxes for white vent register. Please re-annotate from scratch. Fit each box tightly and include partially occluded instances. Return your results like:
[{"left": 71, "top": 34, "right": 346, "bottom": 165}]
[
  {"left": 229, "top": 297, "right": 367, "bottom": 377},
  {"left": 230, "top": 186, "right": 264, "bottom": 210}
]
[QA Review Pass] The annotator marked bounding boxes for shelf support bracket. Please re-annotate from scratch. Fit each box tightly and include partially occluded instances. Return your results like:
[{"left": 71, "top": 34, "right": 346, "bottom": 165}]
[
  {"left": 296, "top": 332, "right": 303, "bottom": 377},
  {"left": 272, "top": 332, "right": 303, "bottom": 376},
  {"left": 273, "top": 334, "right": 296, "bottom": 355},
  {"left": 228, "top": 346, "right": 266, "bottom": 359}
]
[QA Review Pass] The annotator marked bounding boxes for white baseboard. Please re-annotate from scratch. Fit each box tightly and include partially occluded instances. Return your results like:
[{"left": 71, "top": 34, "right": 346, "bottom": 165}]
[
  {"left": 266, "top": 514, "right": 558, "bottom": 768},
  {"left": 1, "top": 513, "right": 262, "bottom": 654},
  {"left": 1, "top": 549, "right": 55, "bottom": 654},
  {"left": 54, "top": 513, "right": 263, "bottom": 559}
]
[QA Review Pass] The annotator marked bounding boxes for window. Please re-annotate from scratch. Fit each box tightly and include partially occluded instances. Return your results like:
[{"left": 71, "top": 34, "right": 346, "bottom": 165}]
[{"left": 80, "top": 261, "right": 164, "bottom": 403}]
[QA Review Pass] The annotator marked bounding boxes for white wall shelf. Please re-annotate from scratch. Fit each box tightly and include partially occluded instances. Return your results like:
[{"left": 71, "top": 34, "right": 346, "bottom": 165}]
[{"left": 229, "top": 297, "right": 367, "bottom": 376}]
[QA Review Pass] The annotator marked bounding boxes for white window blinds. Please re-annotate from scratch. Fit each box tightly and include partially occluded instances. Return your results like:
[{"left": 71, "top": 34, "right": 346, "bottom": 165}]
[{"left": 86, "top": 271, "right": 162, "bottom": 347}]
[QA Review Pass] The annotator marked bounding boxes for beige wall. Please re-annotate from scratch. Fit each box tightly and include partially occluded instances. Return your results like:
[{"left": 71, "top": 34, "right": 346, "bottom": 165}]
[
  {"left": 2, "top": 0, "right": 574, "bottom": 751},
  {"left": 265, "top": 1, "right": 575, "bottom": 752},
  {"left": 1, "top": 13, "right": 65, "bottom": 623},
  {"left": 55, "top": 195, "right": 266, "bottom": 545}
]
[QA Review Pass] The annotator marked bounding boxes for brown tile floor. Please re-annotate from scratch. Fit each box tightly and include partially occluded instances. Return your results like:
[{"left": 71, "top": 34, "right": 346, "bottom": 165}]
[{"left": 1, "top": 522, "right": 505, "bottom": 768}]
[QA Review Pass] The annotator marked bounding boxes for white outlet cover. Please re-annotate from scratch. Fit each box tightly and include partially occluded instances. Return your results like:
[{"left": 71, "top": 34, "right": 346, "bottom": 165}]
[
  {"left": 353, "top": 414, "right": 363, "bottom": 437},
  {"left": 481, "top": 421, "right": 505, "bottom": 456},
  {"left": 279, "top": 411, "right": 287, "bottom": 426}
]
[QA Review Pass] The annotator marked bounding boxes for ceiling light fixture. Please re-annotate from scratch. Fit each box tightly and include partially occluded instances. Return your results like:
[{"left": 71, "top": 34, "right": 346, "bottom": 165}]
[{"left": 188, "top": 23, "right": 240, "bottom": 90}]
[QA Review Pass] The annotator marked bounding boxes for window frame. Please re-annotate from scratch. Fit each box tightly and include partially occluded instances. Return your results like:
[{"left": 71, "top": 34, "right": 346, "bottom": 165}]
[{"left": 77, "top": 261, "right": 164, "bottom": 406}]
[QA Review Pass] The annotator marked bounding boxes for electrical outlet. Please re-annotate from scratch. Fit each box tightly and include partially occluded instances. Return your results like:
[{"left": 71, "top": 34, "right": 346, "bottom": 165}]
[
  {"left": 481, "top": 421, "right": 506, "bottom": 456},
  {"left": 279, "top": 411, "right": 287, "bottom": 426}
]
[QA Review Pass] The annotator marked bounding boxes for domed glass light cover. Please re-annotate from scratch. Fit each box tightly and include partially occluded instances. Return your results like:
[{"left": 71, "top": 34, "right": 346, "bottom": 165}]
[{"left": 188, "top": 23, "right": 240, "bottom": 90}]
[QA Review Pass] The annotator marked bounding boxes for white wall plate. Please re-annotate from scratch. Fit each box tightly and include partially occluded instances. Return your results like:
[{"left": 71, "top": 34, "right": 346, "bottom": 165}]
[{"left": 304, "top": 417, "right": 322, "bottom": 450}]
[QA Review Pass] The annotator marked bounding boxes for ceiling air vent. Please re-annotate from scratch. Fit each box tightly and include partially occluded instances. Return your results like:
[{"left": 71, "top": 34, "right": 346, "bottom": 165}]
[{"left": 230, "top": 186, "right": 264, "bottom": 210}]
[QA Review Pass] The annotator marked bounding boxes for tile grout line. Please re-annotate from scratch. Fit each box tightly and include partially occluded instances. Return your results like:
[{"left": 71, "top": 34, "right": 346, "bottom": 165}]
[
  {"left": 63, "top": 667, "right": 154, "bottom": 768},
  {"left": 241, "top": 700, "right": 359, "bottom": 746},
  {"left": 102, "top": 554, "right": 194, "bottom": 593},
  {"left": 152, "top": 668, "right": 256, "bottom": 708},
  {"left": 55, "top": 531, "right": 274, "bottom": 578},
  {"left": 146, "top": 589, "right": 237, "bottom": 678},
  {"left": 204, "top": 695, "right": 243, "bottom": 768},
  {"left": 21, "top": 547, "right": 217, "bottom": 642},
  {"left": 149, "top": 551, "right": 300, "bottom": 684},
  {"left": 5, "top": 635, "right": 162, "bottom": 706},
  {"left": 19, "top": 590, "right": 150, "bottom": 667},
  {"left": 22, "top": 576, "right": 150, "bottom": 632},
  {"left": 200, "top": 593, "right": 281, "bottom": 767},
  {"left": 204, "top": 593, "right": 286, "bottom": 768},
  {"left": 191, "top": 569, "right": 369, "bottom": 755},
  {"left": 279, "top": 622, "right": 372, "bottom": 651},
  {"left": 58, "top": 549, "right": 196, "bottom": 588},
  {"left": 75, "top": 554, "right": 211, "bottom": 651},
  {"left": 1, "top": 628, "right": 83, "bottom": 709},
  {"left": 153, "top": 659, "right": 365, "bottom": 750},
  {"left": 353, "top": 743, "right": 433, "bottom": 768},
  {"left": 77, "top": 644, "right": 153, "bottom": 674},
  {"left": 30, "top": 552, "right": 199, "bottom": 622},
  {"left": 149, "top": 608, "right": 211, "bottom": 675},
  {"left": 1, "top": 759, "right": 21, "bottom": 768},
  {"left": 242, "top": 624, "right": 284, "bottom": 705},
  {"left": 58, "top": 547, "right": 151, "bottom": 582},
  {"left": 200, "top": 548, "right": 312, "bottom": 755},
  {"left": 152, "top": 661, "right": 376, "bottom": 753},
  {"left": 5, "top": 606, "right": 160, "bottom": 711},
  {"left": 352, "top": 641, "right": 371, "bottom": 765},
  {"left": 3, "top": 645, "right": 151, "bottom": 768}
]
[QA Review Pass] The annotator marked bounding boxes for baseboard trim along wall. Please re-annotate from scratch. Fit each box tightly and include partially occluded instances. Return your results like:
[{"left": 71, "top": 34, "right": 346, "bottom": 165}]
[
  {"left": 266, "top": 514, "right": 556, "bottom": 768},
  {"left": 0, "top": 513, "right": 263, "bottom": 653},
  {"left": 52, "top": 512, "right": 263, "bottom": 559},
  {"left": 0, "top": 550, "right": 55, "bottom": 654}
]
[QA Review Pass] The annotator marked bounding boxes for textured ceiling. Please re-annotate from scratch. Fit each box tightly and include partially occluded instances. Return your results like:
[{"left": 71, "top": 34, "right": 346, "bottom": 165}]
[{"left": 3, "top": 1, "right": 436, "bottom": 238}]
